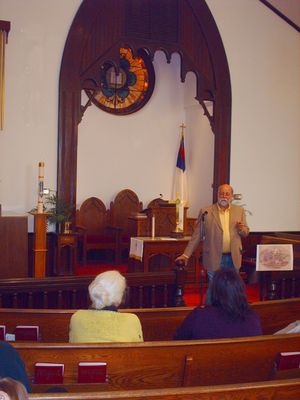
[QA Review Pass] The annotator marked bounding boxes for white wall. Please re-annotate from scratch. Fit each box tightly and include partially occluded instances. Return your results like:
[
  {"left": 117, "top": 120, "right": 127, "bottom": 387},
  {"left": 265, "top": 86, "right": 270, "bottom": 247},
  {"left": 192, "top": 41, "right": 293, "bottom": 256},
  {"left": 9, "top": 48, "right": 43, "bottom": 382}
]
[
  {"left": 78, "top": 51, "right": 213, "bottom": 216},
  {"left": 0, "top": 0, "right": 299, "bottom": 233},
  {"left": 0, "top": 0, "right": 82, "bottom": 231},
  {"left": 207, "top": 0, "right": 300, "bottom": 231}
]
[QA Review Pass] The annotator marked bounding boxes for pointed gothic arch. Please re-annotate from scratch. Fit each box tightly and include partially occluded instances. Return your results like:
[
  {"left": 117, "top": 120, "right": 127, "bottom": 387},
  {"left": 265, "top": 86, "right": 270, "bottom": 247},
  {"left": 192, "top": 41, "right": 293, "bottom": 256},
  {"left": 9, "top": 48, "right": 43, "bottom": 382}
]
[{"left": 58, "top": 0, "right": 231, "bottom": 207}]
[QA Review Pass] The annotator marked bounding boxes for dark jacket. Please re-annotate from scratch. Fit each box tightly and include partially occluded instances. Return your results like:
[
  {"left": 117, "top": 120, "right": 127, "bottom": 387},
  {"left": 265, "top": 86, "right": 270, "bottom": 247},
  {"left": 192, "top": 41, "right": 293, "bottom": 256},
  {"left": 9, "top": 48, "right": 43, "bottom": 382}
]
[
  {"left": 174, "top": 306, "right": 262, "bottom": 340},
  {"left": 0, "top": 342, "right": 31, "bottom": 392}
]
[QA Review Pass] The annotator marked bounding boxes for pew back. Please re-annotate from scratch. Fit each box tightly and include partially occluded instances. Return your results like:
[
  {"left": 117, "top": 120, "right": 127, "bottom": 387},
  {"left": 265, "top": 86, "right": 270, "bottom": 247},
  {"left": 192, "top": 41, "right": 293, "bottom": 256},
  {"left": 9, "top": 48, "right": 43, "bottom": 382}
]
[
  {"left": 28, "top": 378, "right": 300, "bottom": 400},
  {"left": 1, "top": 297, "right": 299, "bottom": 342},
  {"left": 13, "top": 333, "right": 300, "bottom": 392}
]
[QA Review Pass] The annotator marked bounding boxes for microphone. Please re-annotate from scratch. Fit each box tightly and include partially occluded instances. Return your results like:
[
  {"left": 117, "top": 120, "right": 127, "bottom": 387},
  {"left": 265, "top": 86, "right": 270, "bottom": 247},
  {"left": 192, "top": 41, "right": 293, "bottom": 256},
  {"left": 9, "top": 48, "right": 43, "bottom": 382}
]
[
  {"left": 201, "top": 211, "right": 208, "bottom": 221},
  {"left": 200, "top": 211, "right": 208, "bottom": 240}
]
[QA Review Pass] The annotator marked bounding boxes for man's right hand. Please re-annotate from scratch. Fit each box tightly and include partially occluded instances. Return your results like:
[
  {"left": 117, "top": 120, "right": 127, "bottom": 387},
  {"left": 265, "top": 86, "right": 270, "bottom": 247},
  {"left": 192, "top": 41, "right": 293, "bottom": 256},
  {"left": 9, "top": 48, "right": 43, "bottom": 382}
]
[{"left": 175, "top": 254, "right": 189, "bottom": 266}]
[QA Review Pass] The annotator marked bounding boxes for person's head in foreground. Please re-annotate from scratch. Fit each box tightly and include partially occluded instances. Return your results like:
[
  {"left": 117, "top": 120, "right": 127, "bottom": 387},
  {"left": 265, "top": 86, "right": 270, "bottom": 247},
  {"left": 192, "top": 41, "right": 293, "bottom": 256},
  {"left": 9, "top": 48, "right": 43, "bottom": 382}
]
[
  {"left": 89, "top": 270, "right": 126, "bottom": 310},
  {"left": 0, "top": 342, "right": 31, "bottom": 393},
  {"left": 211, "top": 268, "right": 250, "bottom": 321},
  {"left": 0, "top": 378, "right": 28, "bottom": 400}
]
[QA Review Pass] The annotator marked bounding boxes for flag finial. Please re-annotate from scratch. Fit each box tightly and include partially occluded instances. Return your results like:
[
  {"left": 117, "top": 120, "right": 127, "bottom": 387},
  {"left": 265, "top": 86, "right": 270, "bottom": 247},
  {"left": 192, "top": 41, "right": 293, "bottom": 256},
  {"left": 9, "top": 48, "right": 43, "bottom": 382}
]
[{"left": 180, "top": 123, "right": 186, "bottom": 135}]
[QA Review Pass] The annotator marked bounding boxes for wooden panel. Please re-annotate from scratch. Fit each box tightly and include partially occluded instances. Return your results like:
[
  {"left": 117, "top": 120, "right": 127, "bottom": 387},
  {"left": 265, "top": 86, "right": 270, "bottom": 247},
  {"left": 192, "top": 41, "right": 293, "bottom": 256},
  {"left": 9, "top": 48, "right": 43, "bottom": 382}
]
[
  {"left": 0, "top": 216, "right": 28, "bottom": 278},
  {"left": 13, "top": 333, "right": 300, "bottom": 391}
]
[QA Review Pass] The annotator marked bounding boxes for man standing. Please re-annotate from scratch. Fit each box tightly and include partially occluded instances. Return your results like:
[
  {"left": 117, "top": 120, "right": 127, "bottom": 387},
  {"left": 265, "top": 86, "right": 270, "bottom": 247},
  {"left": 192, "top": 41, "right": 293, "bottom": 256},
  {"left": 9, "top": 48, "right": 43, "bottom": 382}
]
[{"left": 176, "top": 184, "right": 249, "bottom": 303}]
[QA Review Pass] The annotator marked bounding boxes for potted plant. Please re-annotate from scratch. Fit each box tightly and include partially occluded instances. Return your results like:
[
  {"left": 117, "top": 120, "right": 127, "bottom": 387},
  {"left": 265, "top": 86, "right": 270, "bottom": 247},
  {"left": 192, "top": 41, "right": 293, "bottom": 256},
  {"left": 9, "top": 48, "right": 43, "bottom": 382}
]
[
  {"left": 44, "top": 193, "right": 74, "bottom": 233},
  {"left": 30, "top": 193, "right": 74, "bottom": 233}
]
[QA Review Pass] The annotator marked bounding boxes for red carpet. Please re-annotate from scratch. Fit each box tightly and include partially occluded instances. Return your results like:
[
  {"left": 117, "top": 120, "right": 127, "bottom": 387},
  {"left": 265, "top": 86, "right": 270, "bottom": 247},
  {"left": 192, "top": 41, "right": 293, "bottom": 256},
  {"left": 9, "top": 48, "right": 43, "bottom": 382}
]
[
  {"left": 75, "top": 263, "right": 260, "bottom": 307},
  {"left": 184, "top": 284, "right": 260, "bottom": 307},
  {"left": 75, "top": 263, "right": 128, "bottom": 276}
]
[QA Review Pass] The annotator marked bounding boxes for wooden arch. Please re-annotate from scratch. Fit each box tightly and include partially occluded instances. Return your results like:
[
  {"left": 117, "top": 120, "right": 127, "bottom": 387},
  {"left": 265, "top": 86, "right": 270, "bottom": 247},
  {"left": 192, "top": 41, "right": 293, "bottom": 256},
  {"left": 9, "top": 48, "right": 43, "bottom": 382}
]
[{"left": 58, "top": 0, "right": 231, "bottom": 207}]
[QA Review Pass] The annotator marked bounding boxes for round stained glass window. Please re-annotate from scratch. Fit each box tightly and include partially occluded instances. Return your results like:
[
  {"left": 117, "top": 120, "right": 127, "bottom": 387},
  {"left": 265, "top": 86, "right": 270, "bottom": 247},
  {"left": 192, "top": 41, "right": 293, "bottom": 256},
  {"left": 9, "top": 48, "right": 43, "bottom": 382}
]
[{"left": 88, "top": 47, "right": 155, "bottom": 115}]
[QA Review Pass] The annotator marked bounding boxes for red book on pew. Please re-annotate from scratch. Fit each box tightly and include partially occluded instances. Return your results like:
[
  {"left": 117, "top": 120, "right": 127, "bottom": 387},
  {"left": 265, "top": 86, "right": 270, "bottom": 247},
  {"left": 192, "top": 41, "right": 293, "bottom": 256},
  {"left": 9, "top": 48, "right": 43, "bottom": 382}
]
[
  {"left": 78, "top": 362, "right": 107, "bottom": 383},
  {"left": 0, "top": 325, "right": 6, "bottom": 341},
  {"left": 15, "top": 325, "right": 39, "bottom": 341},
  {"left": 276, "top": 352, "right": 300, "bottom": 370},
  {"left": 34, "top": 363, "right": 64, "bottom": 384}
]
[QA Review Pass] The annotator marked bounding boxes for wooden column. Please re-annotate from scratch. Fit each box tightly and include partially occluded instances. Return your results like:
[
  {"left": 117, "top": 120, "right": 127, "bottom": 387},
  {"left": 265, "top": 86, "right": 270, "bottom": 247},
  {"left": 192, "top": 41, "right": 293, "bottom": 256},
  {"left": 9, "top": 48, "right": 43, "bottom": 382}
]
[{"left": 31, "top": 212, "right": 48, "bottom": 278}]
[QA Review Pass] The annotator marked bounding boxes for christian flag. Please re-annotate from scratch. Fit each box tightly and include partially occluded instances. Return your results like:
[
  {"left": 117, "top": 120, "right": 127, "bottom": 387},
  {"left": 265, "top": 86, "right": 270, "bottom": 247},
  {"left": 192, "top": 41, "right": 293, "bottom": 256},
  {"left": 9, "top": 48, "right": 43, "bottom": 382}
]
[
  {"left": 172, "top": 130, "right": 188, "bottom": 230},
  {"left": 176, "top": 135, "right": 186, "bottom": 172}
]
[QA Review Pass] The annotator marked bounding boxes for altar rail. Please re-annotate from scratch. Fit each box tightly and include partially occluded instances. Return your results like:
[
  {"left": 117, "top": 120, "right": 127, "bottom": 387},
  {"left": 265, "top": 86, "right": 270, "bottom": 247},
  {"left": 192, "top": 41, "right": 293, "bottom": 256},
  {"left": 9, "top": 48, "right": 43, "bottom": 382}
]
[{"left": 0, "top": 267, "right": 185, "bottom": 309}]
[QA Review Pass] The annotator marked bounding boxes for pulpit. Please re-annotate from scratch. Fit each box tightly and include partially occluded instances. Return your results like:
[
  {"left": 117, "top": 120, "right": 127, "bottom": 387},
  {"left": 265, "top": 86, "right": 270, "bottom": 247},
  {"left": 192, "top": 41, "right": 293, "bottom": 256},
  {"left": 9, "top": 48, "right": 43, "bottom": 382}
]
[{"left": 128, "top": 200, "right": 188, "bottom": 237}]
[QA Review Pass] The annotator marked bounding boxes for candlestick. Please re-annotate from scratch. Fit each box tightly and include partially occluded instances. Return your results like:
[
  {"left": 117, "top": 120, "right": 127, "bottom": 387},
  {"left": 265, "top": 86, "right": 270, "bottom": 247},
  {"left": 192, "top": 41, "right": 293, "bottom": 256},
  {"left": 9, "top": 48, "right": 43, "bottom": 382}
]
[
  {"left": 37, "top": 161, "right": 45, "bottom": 213},
  {"left": 151, "top": 216, "right": 155, "bottom": 238}
]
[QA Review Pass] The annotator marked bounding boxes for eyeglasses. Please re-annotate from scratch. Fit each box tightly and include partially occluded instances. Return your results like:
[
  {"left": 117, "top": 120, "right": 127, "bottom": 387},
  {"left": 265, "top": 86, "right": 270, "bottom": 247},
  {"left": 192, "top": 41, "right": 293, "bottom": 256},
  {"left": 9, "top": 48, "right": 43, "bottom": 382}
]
[{"left": 218, "top": 192, "right": 232, "bottom": 197}]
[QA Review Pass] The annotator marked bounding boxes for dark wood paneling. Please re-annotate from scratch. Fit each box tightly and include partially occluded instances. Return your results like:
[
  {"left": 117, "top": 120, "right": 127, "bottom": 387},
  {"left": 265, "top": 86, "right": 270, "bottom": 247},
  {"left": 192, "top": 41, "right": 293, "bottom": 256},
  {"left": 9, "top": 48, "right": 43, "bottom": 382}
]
[{"left": 0, "top": 216, "right": 28, "bottom": 278}]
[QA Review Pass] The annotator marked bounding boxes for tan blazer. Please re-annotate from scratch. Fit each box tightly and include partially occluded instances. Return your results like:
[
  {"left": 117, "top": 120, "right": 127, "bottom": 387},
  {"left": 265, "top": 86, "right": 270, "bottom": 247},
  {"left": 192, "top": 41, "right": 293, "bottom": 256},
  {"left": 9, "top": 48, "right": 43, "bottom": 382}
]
[{"left": 184, "top": 203, "right": 249, "bottom": 272}]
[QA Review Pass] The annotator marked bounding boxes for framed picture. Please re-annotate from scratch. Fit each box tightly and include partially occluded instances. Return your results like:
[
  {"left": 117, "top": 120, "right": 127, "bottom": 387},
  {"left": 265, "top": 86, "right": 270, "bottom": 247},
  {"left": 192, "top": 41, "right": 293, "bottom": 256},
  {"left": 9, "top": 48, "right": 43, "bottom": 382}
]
[{"left": 256, "top": 244, "right": 293, "bottom": 271}]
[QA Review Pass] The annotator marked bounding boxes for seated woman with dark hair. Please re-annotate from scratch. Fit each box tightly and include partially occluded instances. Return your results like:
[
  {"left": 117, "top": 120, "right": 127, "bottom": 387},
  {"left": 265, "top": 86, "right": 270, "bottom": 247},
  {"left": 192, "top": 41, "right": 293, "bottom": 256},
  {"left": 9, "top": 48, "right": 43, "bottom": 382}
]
[
  {"left": 174, "top": 269, "right": 262, "bottom": 340},
  {"left": 69, "top": 270, "right": 143, "bottom": 343}
]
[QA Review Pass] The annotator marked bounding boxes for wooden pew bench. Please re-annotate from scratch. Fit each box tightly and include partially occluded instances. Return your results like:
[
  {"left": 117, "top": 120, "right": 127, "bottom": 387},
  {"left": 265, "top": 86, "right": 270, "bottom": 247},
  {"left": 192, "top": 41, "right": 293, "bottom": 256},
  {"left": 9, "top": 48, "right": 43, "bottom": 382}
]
[
  {"left": 28, "top": 378, "right": 300, "bottom": 400},
  {"left": 1, "top": 297, "right": 300, "bottom": 342},
  {"left": 13, "top": 333, "right": 300, "bottom": 392}
]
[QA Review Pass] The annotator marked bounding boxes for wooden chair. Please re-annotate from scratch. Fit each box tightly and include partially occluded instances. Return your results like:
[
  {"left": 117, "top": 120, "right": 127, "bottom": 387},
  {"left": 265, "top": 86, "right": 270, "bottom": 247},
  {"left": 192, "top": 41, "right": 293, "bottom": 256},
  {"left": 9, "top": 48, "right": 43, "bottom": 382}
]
[
  {"left": 76, "top": 197, "right": 120, "bottom": 264},
  {"left": 110, "top": 189, "right": 143, "bottom": 263}
]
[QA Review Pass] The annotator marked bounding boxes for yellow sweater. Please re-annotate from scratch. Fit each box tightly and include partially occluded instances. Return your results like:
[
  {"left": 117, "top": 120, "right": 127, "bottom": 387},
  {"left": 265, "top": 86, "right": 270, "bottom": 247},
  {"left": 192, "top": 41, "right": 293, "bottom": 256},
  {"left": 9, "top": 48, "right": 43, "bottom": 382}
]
[{"left": 69, "top": 309, "right": 144, "bottom": 343}]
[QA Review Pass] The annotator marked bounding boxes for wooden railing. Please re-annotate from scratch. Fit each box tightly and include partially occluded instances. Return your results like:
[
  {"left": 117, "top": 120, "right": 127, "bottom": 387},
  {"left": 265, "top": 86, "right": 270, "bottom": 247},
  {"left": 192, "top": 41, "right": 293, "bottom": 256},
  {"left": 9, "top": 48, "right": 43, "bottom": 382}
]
[{"left": 0, "top": 267, "right": 186, "bottom": 309}]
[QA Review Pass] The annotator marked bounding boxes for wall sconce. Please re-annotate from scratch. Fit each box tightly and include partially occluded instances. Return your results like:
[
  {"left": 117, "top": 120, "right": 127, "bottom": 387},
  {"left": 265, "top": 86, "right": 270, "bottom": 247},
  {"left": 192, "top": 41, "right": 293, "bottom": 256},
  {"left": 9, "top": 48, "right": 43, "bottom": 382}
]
[{"left": 0, "top": 20, "right": 10, "bottom": 130}]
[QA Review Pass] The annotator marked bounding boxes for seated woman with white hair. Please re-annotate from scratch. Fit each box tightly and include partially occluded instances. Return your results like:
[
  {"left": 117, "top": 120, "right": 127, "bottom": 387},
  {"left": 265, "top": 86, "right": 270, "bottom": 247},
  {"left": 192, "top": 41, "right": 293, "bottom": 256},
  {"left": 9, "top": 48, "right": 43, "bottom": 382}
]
[{"left": 69, "top": 270, "right": 143, "bottom": 343}]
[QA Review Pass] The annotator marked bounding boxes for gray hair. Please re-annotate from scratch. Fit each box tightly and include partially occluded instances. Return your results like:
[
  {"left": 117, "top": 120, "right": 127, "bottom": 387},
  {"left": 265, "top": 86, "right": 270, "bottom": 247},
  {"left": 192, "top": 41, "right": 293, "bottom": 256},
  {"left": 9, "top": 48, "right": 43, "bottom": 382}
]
[{"left": 88, "top": 270, "right": 126, "bottom": 309}]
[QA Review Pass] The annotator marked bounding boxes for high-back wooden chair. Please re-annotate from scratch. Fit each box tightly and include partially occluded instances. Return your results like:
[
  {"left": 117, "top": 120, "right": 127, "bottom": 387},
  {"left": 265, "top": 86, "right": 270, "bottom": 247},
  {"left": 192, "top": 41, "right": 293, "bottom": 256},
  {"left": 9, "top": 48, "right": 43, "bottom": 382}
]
[
  {"left": 110, "top": 189, "right": 143, "bottom": 263},
  {"left": 76, "top": 197, "right": 119, "bottom": 264}
]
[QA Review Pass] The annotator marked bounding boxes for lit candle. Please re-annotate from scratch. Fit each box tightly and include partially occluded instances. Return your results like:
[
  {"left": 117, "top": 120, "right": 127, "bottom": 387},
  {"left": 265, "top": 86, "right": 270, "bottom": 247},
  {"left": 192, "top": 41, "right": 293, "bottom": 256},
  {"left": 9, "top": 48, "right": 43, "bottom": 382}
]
[
  {"left": 37, "top": 161, "right": 45, "bottom": 213},
  {"left": 152, "top": 216, "right": 155, "bottom": 238}
]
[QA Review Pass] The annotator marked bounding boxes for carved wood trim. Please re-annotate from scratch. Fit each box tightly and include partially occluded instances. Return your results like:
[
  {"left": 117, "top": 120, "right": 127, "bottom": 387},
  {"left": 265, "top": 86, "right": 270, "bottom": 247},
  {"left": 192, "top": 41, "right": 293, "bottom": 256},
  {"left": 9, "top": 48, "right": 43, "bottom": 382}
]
[{"left": 58, "top": 0, "right": 231, "bottom": 208}]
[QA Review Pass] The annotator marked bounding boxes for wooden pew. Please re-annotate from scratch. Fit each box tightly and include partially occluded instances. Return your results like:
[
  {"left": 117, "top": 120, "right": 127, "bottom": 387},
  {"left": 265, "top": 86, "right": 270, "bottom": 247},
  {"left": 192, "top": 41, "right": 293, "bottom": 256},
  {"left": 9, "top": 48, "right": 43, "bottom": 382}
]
[
  {"left": 13, "top": 333, "right": 300, "bottom": 392},
  {"left": 1, "top": 297, "right": 299, "bottom": 342},
  {"left": 28, "top": 378, "right": 300, "bottom": 400}
]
